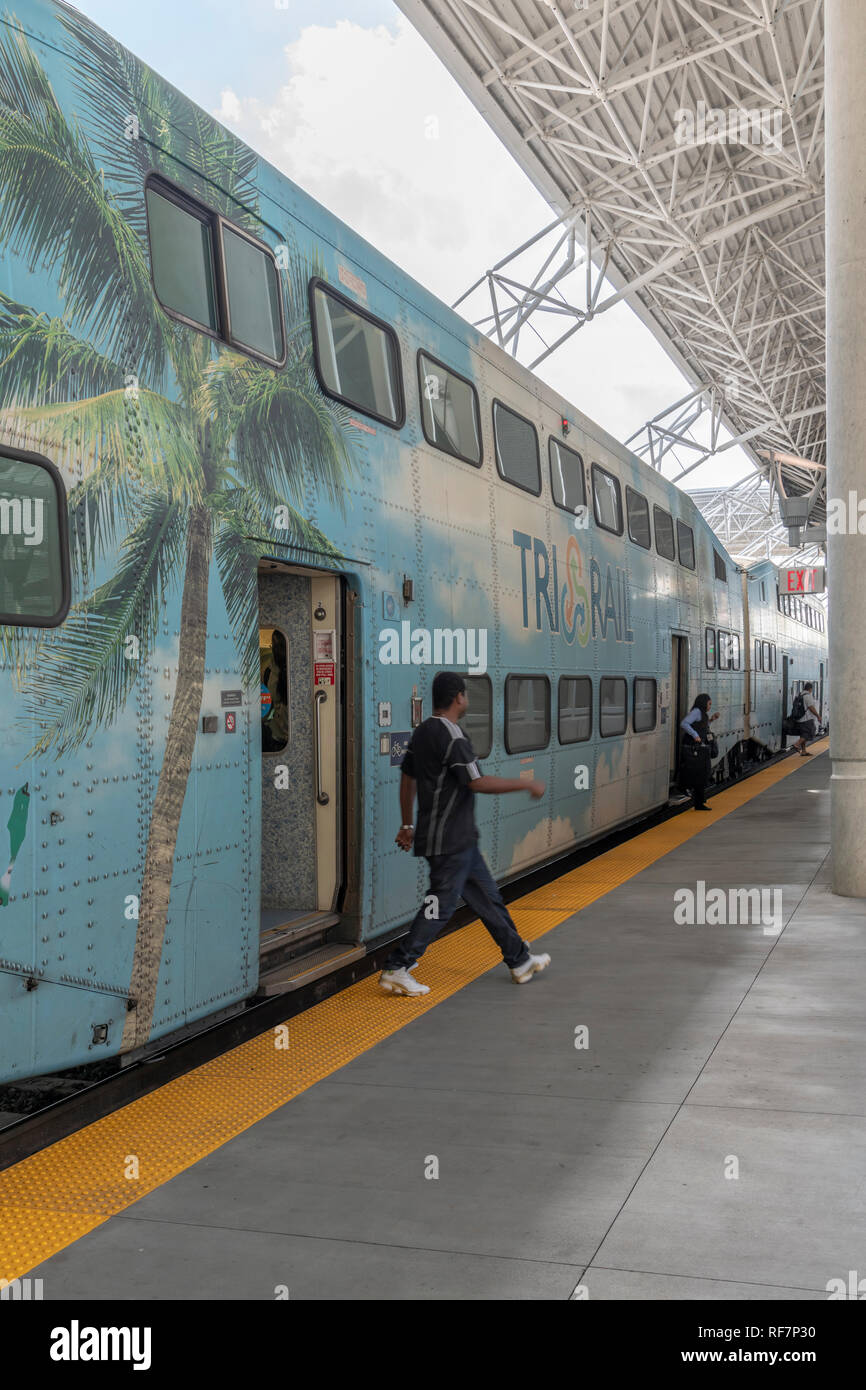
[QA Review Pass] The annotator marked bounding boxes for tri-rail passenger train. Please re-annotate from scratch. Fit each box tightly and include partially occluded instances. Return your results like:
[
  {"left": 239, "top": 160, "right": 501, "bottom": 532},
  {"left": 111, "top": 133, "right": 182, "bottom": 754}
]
[{"left": 0, "top": 0, "right": 828, "bottom": 1082}]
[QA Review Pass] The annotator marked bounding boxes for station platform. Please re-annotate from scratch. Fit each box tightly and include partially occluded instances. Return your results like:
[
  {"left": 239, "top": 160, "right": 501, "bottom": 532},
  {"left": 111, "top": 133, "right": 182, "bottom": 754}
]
[{"left": 4, "top": 740, "right": 863, "bottom": 1302}]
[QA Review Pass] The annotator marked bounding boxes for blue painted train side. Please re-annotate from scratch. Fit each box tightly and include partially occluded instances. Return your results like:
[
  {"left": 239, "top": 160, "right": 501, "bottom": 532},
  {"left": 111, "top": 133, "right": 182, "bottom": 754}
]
[{"left": 0, "top": 0, "right": 828, "bottom": 1081}]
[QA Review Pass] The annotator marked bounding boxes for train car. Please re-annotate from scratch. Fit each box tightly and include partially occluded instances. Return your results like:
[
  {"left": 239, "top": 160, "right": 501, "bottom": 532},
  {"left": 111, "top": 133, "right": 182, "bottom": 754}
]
[{"left": 0, "top": 0, "right": 828, "bottom": 1082}]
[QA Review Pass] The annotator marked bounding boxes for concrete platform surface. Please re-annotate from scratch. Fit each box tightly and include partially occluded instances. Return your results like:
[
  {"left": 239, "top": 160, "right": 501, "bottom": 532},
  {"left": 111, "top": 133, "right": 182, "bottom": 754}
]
[{"left": 25, "top": 750, "right": 866, "bottom": 1300}]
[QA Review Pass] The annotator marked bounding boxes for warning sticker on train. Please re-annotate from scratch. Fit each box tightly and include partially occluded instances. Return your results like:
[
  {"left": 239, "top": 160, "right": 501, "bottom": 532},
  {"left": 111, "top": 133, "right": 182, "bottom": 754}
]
[{"left": 315, "top": 662, "right": 335, "bottom": 686}]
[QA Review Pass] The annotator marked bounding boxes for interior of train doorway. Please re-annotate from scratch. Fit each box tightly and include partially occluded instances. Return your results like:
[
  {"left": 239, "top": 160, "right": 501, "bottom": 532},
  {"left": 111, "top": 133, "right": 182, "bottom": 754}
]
[
  {"left": 256, "top": 561, "right": 363, "bottom": 994},
  {"left": 669, "top": 633, "right": 690, "bottom": 791}
]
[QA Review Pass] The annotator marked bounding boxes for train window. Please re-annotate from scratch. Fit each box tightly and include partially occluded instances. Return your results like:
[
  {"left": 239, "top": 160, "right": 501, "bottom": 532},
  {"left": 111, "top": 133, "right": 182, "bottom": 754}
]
[
  {"left": 784, "top": 594, "right": 792, "bottom": 617},
  {"left": 718, "top": 630, "right": 731, "bottom": 670},
  {"left": 626, "top": 487, "right": 651, "bottom": 548},
  {"left": 221, "top": 223, "right": 284, "bottom": 363},
  {"left": 762, "top": 640, "right": 772, "bottom": 670},
  {"left": 705, "top": 627, "right": 716, "bottom": 670},
  {"left": 653, "top": 505, "right": 676, "bottom": 560},
  {"left": 633, "top": 678, "right": 657, "bottom": 733},
  {"left": 418, "top": 352, "right": 482, "bottom": 467},
  {"left": 731, "top": 633, "right": 741, "bottom": 669},
  {"left": 713, "top": 549, "right": 727, "bottom": 582},
  {"left": 754, "top": 639, "right": 762, "bottom": 672},
  {"left": 761, "top": 580, "right": 767, "bottom": 602},
  {"left": 777, "top": 587, "right": 783, "bottom": 612},
  {"left": 493, "top": 402, "right": 541, "bottom": 495},
  {"left": 592, "top": 464, "right": 623, "bottom": 534},
  {"left": 676, "top": 520, "right": 696, "bottom": 570},
  {"left": 771, "top": 644, "right": 778, "bottom": 672},
  {"left": 794, "top": 596, "right": 803, "bottom": 623},
  {"left": 0, "top": 448, "right": 70, "bottom": 626},
  {"left": 549, "top": 438, "right": 586, "bottom": 514},
  {"left": 146, "top": 180, "right": 219, "bottom": 334},
  {"left": 558, "top": 675, "right": 592, "bottom": 744},
  {"left": 260, "top": 626, "right": 289, "bottom": 753},
  {"left": 460, "top": 674, "right": 492, "bottom": 758},
  {"left": 504, "top": 675, "right": 550, "bottom": 753},
  {"left": 311, "top": 281, "right": 403, "bottom": 427},
  {"left": 599, "top": 676, "right": 627, "bottom": 737}
]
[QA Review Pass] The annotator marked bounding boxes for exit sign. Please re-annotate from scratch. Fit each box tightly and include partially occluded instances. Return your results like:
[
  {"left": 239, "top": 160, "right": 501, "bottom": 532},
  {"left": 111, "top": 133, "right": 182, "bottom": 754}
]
[{"left": 780, "top": 567, "right": 825, "bottom": 594}]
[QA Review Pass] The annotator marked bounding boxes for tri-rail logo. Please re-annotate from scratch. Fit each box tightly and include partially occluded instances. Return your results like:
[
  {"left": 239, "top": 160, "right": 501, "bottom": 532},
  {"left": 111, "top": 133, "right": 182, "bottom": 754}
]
[
  {"left": 513, "top": 531, "right": 634, "bottom": 646},
  {"left": 49, "top": 1320, "right": 151, "bottom": 1371}
]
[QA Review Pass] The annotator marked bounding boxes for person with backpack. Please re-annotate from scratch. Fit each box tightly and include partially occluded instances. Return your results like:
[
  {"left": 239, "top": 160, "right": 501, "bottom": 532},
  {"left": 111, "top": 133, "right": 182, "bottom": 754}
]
[
  {"left": 792, "top": 683, "right": 820, "bottom": 756},
  {"left": 680, "top": 693, "right": 721, "bottom": 811}
]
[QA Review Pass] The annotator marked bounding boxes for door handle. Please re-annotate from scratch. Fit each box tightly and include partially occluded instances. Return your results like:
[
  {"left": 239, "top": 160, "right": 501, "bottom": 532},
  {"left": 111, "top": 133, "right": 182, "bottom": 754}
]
[{"left": 314, "top": 688, "right": 329, "bottom": 805}]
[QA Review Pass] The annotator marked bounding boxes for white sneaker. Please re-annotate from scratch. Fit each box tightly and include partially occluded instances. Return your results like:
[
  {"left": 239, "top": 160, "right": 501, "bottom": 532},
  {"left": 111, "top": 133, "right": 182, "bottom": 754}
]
[
  {"left": 511, "top": 952, "right": 551, "bottom": 985},
  {"left": 379, "top": 967, "right": 430, "bottom": 997}
]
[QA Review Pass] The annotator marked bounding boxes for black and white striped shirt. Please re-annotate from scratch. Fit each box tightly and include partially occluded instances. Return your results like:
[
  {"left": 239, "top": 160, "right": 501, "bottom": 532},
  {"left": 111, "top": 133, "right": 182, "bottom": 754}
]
[{"left": 402, "top": 716, "right": 481, "bottom": 857}]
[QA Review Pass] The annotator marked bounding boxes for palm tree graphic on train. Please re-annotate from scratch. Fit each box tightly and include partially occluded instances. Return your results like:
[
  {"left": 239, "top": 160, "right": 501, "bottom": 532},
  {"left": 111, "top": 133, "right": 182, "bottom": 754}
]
[{"left": 0, "top": 13, "right": 353, "bottom": 1046}]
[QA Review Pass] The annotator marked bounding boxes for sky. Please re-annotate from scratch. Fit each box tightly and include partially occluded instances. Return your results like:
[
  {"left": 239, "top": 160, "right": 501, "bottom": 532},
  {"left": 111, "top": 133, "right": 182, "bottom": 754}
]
[{"left": 74, "top": 0, "right": 749, "bottom": 490}]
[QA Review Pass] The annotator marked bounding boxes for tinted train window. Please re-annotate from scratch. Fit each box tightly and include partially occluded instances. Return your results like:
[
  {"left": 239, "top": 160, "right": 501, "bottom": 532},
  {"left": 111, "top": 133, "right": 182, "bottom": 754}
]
[
  {"left": 600, "top": 677, "right": 627, "bottom": 736},
  {"left": 493, "top": 402, "right": 540, "bottom": 495},
  {"left": 312, "top": 282, "right": 402, "bottom": 426},
  {"left": 654, "top": 505, "right": 675, "bottom": 560},
  {"left": 592, "top": 464, "right": 623, "bottom": 534},
  {"left": 633, "top": 678, "right": 657, "bottom": 733},
  {"left": 558, "top": 675, "right": 592, "bottom": 744},
  {"left": 549, "top": 439, "right": 586, "bottom": 514},
  {"left": 0, "top": 450, "right": 70, "bottom": 626},
  {"left": 260, "top": 626, "right": 289, "bottom": 753},
  {"left": 705, "top": 627, "right": 716, "bottom": 669},
  {"left": 146, "top": 182, "right": 219, "bottom": 333},
  {"left": 731, "top": 633, "right": 741, "bottom": 669},
  {"left": 626, "top": 487, "right": 651, "bottom": 548},
  {"left": 718, "top": 630, "right": 731, "bottom": 670},
  {"left": 460, "top": 674, "right": 492, "bottom": 759},
  {"left": 676, "top": 520, "right": 696, "bottom": 570},
  {"left": 504, "top": 675, "right": 550, "bottom": 753},
  {"left": 755, "top": 639, "right": 762, "bottom": 672},
  {"left": 221, "top": 224, "right": 283, "bottom": 361},
  {"left": 418, "top": 353, "right": 481, "bottom": 466},
  {"left": 714, "top": 549, "right": 727, "bottom": 582}
]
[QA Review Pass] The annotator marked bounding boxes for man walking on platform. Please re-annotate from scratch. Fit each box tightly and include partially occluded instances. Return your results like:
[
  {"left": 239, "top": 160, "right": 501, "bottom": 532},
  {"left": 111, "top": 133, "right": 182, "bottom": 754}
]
[{"left": 379, "top": 672, "right": 552, "bottom": 997}]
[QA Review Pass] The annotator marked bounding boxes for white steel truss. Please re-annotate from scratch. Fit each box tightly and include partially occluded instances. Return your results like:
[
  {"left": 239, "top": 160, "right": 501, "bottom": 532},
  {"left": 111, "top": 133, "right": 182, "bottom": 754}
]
[{"left": 398, "top": 0, "right": 826, "bottom": 528}]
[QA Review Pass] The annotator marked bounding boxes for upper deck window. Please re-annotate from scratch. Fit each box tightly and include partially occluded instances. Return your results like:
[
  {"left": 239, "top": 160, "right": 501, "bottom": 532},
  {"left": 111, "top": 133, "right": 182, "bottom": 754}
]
[
  {"left": 418, "top": 353, "right": 481, "bottom": 466},
  {"left": 654, "top": 505, "right": 675, "bottom": 560},
  {"left": 145, "top": 177, "right": 285, "bottom": 366},
  {"left": 493, "top": 402, "right": 540, "bottom": 495},
  {"left": 221, "top": 224, "right": 283, "bottom": 362},
  {"left": 0, "top": 448, "right": 70, "bottom": 627},
  {"left": 146, "top": 183, "right": 218, "bottom": 334},
  {"left": 312, "top": 281, "right": 403, "bottom": 426},
  {"left": 592, "top": 464, "right": 623, "bottom": 535},
  {"left": 713, "top": 549, "right": 727, "bottom": 582},
  {"left": 549, "top": 438, "right": 586, "bottom": 514},
  {"left": 676, "top": 519, "right": 696, "bottom": 570},
  {"left": 626, "top": 486, "right": 651, "bottom": 548}
]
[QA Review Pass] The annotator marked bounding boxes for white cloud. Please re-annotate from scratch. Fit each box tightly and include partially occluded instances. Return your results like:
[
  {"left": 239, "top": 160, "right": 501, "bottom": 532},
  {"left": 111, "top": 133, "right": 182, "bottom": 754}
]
[{"left": 213, "top": 14, "right": 751, "bottom": 487}]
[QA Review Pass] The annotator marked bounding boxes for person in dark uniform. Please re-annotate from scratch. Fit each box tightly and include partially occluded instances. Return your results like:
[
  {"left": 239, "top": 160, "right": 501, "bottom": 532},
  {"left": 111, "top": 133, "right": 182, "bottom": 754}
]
[
  {"left": 680, "top": 692, "right": 720, "bottom": 812},
  {"left": 379, "top": 671, "right": 552, "bottom": 997}
]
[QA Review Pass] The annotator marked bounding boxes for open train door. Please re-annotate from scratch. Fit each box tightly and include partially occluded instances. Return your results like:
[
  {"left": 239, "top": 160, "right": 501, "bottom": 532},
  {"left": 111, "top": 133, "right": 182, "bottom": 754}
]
[{"left": 669, "top": 634, "right": 690, "bottom": 791}]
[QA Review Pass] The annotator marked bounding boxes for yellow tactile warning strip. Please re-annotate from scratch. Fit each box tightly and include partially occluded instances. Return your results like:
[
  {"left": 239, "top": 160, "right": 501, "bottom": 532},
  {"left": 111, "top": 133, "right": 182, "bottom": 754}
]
[{"left": 0, "top": 742, "right": 828, "bottom": 1281}]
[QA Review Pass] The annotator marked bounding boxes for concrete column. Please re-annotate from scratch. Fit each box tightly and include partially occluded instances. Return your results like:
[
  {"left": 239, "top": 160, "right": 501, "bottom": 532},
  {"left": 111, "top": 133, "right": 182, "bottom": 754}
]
[{"left": 826, "top": 0, "right": 866, "bottom": 895}]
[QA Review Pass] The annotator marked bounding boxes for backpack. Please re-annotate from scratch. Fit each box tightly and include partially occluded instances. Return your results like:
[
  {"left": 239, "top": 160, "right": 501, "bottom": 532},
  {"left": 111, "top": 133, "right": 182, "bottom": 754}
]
[{"left": 791, "top": 692, "right": 806, "bottom": 721}]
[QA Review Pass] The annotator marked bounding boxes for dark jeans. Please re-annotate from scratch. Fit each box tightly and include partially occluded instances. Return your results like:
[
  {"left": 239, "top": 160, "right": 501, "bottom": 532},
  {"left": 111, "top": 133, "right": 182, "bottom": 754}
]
[{"left": 384, "top": 845, "right": 531, "bottom": 972}]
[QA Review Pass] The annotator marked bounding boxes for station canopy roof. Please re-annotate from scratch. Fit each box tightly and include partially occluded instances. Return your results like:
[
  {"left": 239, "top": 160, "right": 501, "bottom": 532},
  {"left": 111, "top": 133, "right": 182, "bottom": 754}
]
[{"left": 397, "top": 0, "right": 826, "bottom": 536}]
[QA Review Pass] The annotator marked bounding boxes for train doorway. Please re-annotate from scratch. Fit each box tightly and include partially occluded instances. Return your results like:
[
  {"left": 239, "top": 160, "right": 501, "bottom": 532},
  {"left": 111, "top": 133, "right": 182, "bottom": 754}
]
[
  {"left": 670, "top": 634, "right": 690, "bottom": 788},
  {"left": 256, "top": 563, "right": 362, "bottom": 993}
]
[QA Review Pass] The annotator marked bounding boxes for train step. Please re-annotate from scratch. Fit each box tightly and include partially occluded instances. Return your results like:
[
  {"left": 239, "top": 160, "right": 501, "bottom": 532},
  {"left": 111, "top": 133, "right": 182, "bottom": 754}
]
[{"left": 256, "top": 942, "right": 365, "bottom": 996}]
